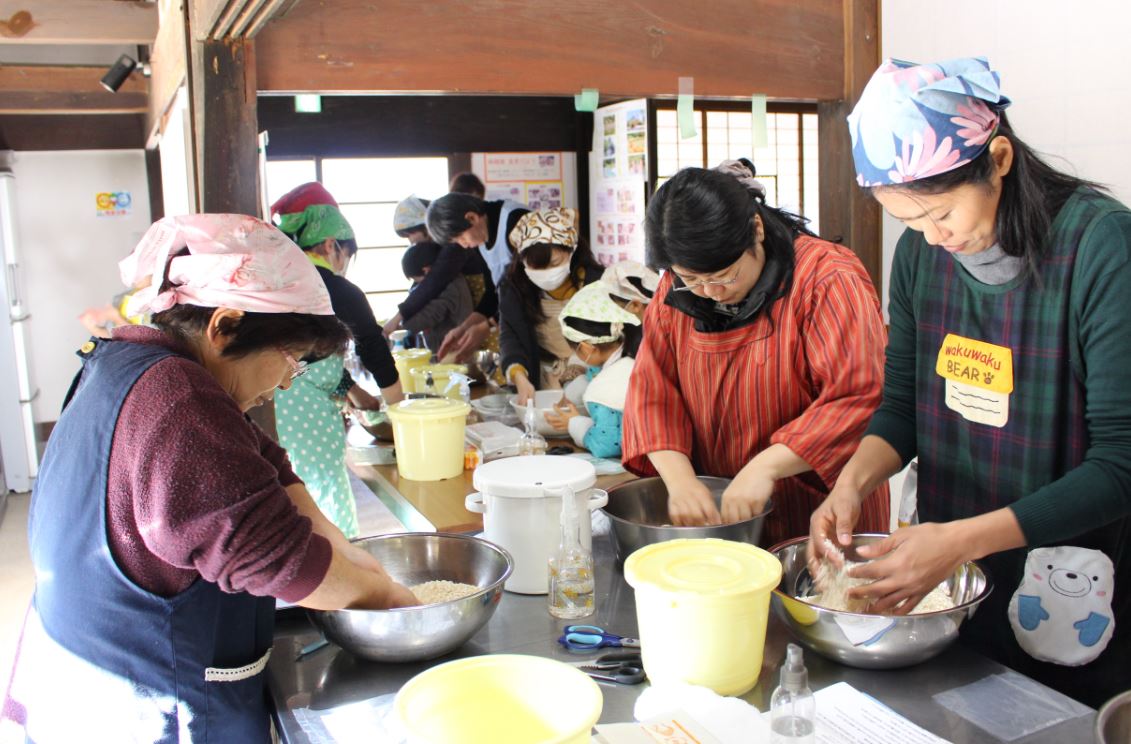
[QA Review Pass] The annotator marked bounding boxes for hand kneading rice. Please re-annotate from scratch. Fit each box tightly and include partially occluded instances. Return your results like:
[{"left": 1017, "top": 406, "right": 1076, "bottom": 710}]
[
  {"left": 410, "top": 580, "right": 479, "bottom": 605},
  {"left": 803, "top": 559, "right": 956, "bottom": 615}
]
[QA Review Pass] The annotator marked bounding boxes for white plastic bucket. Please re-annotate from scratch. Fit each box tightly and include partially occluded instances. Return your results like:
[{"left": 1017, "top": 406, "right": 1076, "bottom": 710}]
[
  {"left": 625, "top": 538, "right": 782, "bottom": 696},
  {"left": 386, "top": 397, "right": 470, "bottom": 481},
  {"left": 466, "top": 456, "right": 606, "bottom": 594}
]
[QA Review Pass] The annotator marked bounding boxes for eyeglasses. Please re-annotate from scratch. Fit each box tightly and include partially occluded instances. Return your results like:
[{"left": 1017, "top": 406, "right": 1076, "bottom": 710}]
[
  {"left": 670, "top": 258, "right": 744, "bottom": 292},
  {"left": 278, "top": 348, "right": 309, "bottom": 381}
]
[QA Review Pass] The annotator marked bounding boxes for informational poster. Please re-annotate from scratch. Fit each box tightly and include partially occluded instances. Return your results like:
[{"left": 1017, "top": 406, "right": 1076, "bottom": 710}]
[
  {"left": 590, "top": 99, "right": 648, "bottom": 266},
  {"left": 472, "top": 152, "right": 578, "bottom": 210}
]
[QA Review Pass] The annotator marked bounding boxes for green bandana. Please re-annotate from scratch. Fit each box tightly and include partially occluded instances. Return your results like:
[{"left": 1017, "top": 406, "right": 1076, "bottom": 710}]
[{"left": 276, "top": 204, "right": 354, "bottom": 248}]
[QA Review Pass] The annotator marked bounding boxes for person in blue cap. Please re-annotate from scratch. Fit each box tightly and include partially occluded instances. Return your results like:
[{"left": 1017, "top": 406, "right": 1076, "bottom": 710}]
[{"left": 810, "top": 56, "right": 1131, "bottom": 706}]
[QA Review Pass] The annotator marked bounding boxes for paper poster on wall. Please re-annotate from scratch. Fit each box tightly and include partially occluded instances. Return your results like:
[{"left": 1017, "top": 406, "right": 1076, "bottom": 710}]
[
  {"left": 589, "top": 99, "right": 648, "bottom": 265},
  {"left": 96, "top": 191, "right": 132, "bottom": 217},
  {"left": 484, "top": 153, "right": 562, "bottom": 182},
  {"left": 484, "top": 181, "right": 524, "bottom": 202},
  {"left": 525, "top": 182, "right": 564, "bottom": 210}
]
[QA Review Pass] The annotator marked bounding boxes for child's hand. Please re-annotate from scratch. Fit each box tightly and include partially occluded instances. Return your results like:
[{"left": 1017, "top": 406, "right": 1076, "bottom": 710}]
[{"left": 544, "top": 400, "right": 580, "bottom": 431}]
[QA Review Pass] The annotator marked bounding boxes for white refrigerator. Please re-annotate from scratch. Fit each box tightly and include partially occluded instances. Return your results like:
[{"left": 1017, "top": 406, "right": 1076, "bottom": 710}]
[{"left": 0, "top": 158, "right": 39, "bottom": 493}]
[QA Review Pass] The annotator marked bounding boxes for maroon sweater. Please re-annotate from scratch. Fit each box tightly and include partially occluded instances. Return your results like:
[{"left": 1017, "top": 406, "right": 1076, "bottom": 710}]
[{"left": 104, "top": 326, "right": 331, "bottom": 602}]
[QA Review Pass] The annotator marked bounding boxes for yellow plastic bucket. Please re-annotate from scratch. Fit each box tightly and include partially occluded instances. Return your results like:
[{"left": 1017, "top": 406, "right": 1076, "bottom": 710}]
[
  {"left": 624, "top": 538, "right": 782, "bottom": 696},
  {"left": 409, "top": 363, "right": 469, "bottom": 400},
  {"left": 392, "top": 348, "right": 432, "bottom": 393},
  {"left": 394, "top": 654, "right": 602, "bottom": 744},
  {"left": 386, "top": 397, "right": 470, "bottom": 481}
]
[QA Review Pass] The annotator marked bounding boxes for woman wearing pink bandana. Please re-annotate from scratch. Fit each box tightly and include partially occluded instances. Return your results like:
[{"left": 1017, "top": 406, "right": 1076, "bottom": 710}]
[{"left": 3, "top": 214, "right": 417, "bottom": 743}]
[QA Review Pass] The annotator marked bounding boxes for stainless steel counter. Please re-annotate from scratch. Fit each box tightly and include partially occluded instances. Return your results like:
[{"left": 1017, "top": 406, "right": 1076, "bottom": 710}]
[{"left": 268, "top": 532, "right": 1094, "bottom": 743}]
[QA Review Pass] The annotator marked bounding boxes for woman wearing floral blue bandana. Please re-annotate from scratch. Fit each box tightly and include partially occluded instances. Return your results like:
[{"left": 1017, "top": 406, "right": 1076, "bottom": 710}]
[{"left": 810, "top": 56, "right": 1131, "bottom": 705}]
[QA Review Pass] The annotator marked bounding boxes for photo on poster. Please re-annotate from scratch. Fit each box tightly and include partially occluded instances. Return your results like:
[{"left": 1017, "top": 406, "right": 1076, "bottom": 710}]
[
  {"left": 626, "top": 131, "right": 646, "bottom": 155},
  {"left": 525, "top": 182, "right": 563, "bottom": 210},
  {"left": 602, "top": 158, "right": 617, "bottom": 178},
  {"left": 603, "top": 115, "right": 616, "bottom": 136},
  {"left": 625, "top": 108, "right": 646, "bottom": 132},
  {"left": 485, "top": 182, "right": 524, "bottom": 202},
  {"left": 603, "top": 137, "right": 616, "bottom": 158},
  {"left": 537, "top": 154, "right": 557, "bottom": 168},
  {"left": 596, "top": 187, "right": 616, "bottom": 213},
  {"left": 627, "top": 154, "right": 646, "bottom": 177},
  {"left": 616, "top": 187, "right": 637, "bottom": 215}
]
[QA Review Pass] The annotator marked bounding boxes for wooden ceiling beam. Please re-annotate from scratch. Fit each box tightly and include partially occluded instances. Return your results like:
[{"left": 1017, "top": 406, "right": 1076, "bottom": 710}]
[
  {"left": 0, "top": 1, "right": 157, "bottom": 45},
  {"left": 192, "top": 0, "right": 297, "bottom": 40},
  {"left": 0, "top": 65, "right": 147, "bottom": 114}
]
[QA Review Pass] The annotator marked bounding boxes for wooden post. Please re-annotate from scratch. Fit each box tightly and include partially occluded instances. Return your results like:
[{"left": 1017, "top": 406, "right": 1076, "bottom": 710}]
[
  {"left": 187, "top": 36, "right": 278, "bottom": 436},
  {"left": 817, "top": 0, "right": 881, "bottom": 289}
]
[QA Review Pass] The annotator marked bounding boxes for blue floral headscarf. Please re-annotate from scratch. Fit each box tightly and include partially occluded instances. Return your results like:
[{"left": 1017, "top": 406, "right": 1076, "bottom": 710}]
[{"left": 847, "top": 57, "right": 1011, "bottom": 187}]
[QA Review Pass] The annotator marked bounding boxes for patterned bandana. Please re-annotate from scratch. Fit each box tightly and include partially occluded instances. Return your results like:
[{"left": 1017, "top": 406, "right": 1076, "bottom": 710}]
[
  {"left": 847, "top": 56, "right": 1011, "bottom": 187},
  {"left": 559, "top": 281, "right": 641, "bottom": 344},
  {"left": 270, "top": 182, "right": 354, "bottom": 248},
  {"left": 509, "top": 207, "right": 579, "bottom": 254},
  {"left": 601, "top": 260, "right": 660, "bottom": 304},
  {"left": 119, "top": 214, "right": 335, "bottom": 317},
  {"left": 393, "top": 195, "right": 429, "bottom": 234}
]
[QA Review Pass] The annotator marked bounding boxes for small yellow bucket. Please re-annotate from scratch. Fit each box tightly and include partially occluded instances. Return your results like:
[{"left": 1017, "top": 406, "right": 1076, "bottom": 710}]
[
  {"left": 409, "top": 363, "right": 469, "bottom": 399},
  {"left": 394, "top": 654, "right": 602, "bottom": 744},
  {"left": 386, "top": 397, "right": 470, "bottom": 481},
  {"left": 624, "top": 538, "right": 782, "bottom": 696},
  {"left": 392, "top": 348, "right": 432, "bottom": 393}
]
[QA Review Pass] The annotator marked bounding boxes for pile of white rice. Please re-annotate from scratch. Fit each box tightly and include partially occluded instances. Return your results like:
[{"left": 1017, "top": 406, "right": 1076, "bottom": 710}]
[
  {"left": 803, "top": 559, "right": 955, "bottom": 615},
  {"left": 410, "top": 580, "right": 479, "bottom": 605}
]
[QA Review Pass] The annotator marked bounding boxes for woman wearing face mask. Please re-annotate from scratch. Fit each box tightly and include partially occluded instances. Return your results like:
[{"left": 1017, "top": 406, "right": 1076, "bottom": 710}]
[
  {"left": 270, "top": 183, "right": 403, "bottom": 537},
  {"left": 498, "top": 208, "right": 605, "bottom": 405}
]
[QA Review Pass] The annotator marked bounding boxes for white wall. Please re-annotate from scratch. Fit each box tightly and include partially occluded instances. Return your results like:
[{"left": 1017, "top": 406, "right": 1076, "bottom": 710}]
[
  {"left": 879, "top": 0, "right": 1131, "bottom": 311},
  {"left": 10, "top": 151, "right": 151, "bottom": 422}
]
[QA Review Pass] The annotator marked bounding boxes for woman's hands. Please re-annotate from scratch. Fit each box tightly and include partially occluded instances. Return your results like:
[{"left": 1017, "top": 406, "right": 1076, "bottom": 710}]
[
  {"left": 437, "top": 313, "right": 491, "bottom": 362},
  {"left": 807, "top": 481, "right": 866, "bottom": 572},
  {"left": 844, "top": 523, "right": 966, "bottom": 614},
  {"left": 668, "top": 474, "right": 723, "bottom": 526},
  {"left": 720, "top": 470, "right": 775, "bottom": 524},
  {"left": 513, "top": 371, "right": 536, "bottom": 406}
]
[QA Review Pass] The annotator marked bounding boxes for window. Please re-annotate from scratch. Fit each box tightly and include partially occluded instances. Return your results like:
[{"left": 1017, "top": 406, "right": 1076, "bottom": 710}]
[
  {"left": 654, "top": 105, "right": 820, "bottom": 233},
  {"left": 264, "top": 157, "right": 450, "bottom": 322}
]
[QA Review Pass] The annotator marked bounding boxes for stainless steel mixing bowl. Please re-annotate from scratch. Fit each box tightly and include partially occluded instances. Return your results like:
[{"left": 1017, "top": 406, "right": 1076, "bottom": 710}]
[
  {"left": 601, "top": 476, "right": 774, "bottom": 564},
  {"left": 770, "top": 534, "right": 992, "bottom": 669},
  {"left": 308, "top": 533, "right": 513, "bottom": 663}
]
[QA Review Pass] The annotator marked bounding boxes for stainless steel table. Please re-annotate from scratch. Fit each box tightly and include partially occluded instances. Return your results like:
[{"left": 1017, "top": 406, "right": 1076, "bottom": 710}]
[{"left": 268, "top": 532, "right": 1094, "bottom": 743}]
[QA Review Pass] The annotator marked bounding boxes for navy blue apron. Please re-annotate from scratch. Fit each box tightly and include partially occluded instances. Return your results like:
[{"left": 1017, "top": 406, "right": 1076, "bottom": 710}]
[{"left": 28, "top": 337, "right": 275, "bottom": 742}]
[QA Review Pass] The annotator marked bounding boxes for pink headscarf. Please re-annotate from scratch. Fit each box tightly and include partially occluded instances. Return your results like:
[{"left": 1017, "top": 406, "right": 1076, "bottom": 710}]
[{"left": 119, "top": 214, "right": 335, "bottom": 318}]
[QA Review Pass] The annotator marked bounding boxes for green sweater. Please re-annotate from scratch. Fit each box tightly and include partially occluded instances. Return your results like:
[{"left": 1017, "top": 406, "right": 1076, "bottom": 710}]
[{"left": 867, "top": 189, "right": 1131, "bottom": 706}]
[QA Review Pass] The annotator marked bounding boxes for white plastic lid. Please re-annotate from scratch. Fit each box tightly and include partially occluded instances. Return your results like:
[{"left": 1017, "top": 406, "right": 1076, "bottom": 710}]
[{"left": 472, "top": 455, "right": 596, "bottom": 499}]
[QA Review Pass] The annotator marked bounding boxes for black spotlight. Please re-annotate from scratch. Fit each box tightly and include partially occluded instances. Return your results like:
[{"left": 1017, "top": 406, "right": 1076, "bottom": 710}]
[{"left": 100, "top": 54, "right": 138, "bottom": 93}]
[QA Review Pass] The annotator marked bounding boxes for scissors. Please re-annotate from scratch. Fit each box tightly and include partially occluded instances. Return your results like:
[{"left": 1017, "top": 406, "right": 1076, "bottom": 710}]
[
  {"left": 568, "top": 651, "right": 646, "bottom": 685},
  {"left": 557, "top": 624, "right": 641, "bottom": 651}
]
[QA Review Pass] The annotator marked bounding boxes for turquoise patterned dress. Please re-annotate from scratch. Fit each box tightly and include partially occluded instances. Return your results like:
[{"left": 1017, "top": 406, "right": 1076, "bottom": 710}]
[{"left": 275, "top": 354, "right": 359, "bottom": 537}]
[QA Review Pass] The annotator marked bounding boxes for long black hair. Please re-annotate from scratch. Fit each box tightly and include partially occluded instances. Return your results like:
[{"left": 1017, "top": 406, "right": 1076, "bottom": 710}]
[
  {"left": 646, "top": 163, "right": 814, "bottom": 322},
  {"left": 504, "top": 236, "right": 602, "bottom": 336},
  {"left": 426, "top": 193, "right": 488, "bottom": 244},
  {"left": 876, "top": 112, "right": 1105, "bottom": 278}
]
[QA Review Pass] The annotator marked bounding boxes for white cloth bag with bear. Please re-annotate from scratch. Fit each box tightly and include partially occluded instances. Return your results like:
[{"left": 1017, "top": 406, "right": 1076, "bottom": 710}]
[{"left": 1007, "top": 546, "right": 1115, "bottom": 666}]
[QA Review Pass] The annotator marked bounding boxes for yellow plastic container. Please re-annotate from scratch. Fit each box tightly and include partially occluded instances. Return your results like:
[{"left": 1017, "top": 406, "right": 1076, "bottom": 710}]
[
  {"left": 394, "top": 654, "right": 602, "bottom": 744},
  {"left": 409, "top": 363, "right": 469, "bottom": 400},
  {"left": 624, "top": 538, "right": 783, "bottom": 696},
  {"left": 392, "top": 348, "right": 432, "bottom": 393},
  {"left": 386, "top": 397, "right": 470, "bottom": 481}
]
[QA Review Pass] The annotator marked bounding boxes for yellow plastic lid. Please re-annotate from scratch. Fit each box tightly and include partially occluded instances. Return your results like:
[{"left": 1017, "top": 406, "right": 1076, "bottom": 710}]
[
  {"left": 392, "top": 348, "right": 431, "bottom": 360},
  {"left": 624, "top": 538, "right": 782, "bottom": 596},
  {"left": 386, "top": 397, "right": 470, "bottom": 420},
  {"left": 410, "top": 363, "right": 468, "bottom": 379}
]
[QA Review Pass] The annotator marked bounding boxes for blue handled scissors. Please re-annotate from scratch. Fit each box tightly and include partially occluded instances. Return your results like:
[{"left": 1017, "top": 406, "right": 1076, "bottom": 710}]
[{"left": 557, "top": 625, "right": 641, "bottom": 650}]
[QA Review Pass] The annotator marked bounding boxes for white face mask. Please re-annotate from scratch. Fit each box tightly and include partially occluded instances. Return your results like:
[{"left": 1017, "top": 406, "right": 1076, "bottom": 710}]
[{"left": 525, "top": 263, "right": 571, "bottom": 291}]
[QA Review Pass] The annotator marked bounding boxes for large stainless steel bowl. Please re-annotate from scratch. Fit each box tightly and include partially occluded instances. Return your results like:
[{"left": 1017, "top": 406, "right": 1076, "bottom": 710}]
[
  {"left": 601, "top": 476, "right": 774, "bottom": 564},
  {"left": 770, "top": 534, "right": 992, "bottom": 669},
  {"left": 308, "top": 533, "right": 513, "bottom": 663},
  {"left": 1095, "top": 689, "right": 1131, "bottom": 743}
]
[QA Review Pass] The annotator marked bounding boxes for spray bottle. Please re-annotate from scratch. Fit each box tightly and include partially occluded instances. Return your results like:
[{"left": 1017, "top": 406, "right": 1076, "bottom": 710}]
[
  {"left": 548, "top": 486, "right": 595, "bottom": 618},
  {"left": 770, "top": 643, "right": 815, "bottom": 743}
]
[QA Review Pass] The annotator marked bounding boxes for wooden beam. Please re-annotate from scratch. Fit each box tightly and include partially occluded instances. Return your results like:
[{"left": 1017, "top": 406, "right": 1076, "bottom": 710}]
[
  {"left": 0, "top": 113, "right": 146, "bottom": 149},
  {"left": 191, "top": 38, "right": 258, "bottom": 213},
  {"left": 817, "top": 0, "right": 881, "bottom": 288},
  {"left": 147, "top": 0, "right": 188, "bottom": 147},
  {"left": 192, "top": 0, "right": 296, "bottom": 40},
  {"left": 0, "top": 65, "right": 147, "bottom": 114},
  {"left": 0, "top": 1, "right": 156, "bottom": 44},
  {"left": 255, "top": 0, "right": 844, "bottom": 99}
]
